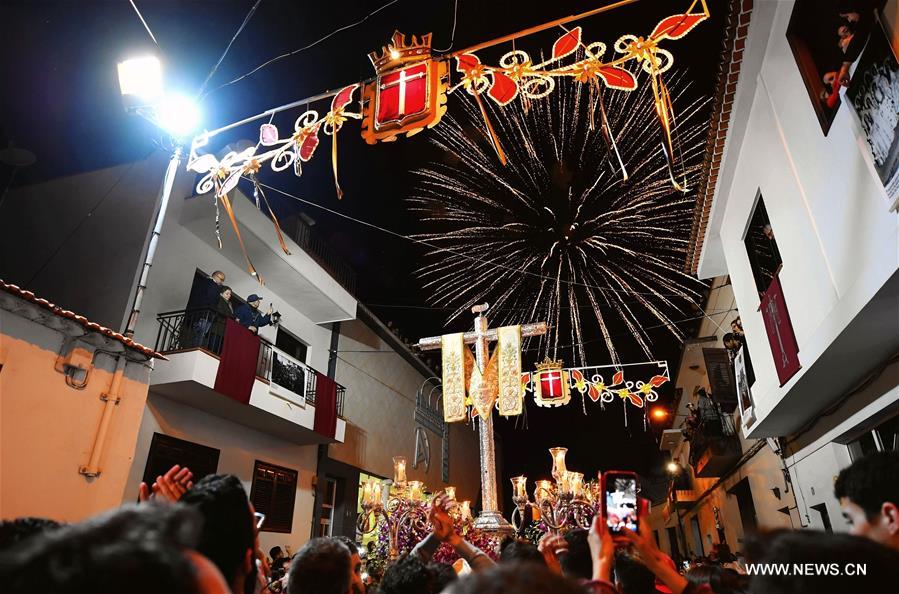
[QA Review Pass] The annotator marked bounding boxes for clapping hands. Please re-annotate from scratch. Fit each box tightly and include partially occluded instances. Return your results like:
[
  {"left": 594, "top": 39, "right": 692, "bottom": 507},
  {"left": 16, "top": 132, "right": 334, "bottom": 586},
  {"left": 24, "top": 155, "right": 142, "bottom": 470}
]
[{"left": 139, "top": 464, "right": 193, "bottom": 503}]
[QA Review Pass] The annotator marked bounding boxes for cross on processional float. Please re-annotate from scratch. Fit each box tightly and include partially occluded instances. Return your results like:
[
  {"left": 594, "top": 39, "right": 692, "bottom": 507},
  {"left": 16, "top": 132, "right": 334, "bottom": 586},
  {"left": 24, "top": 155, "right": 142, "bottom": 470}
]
[
  {"left": 418, "top": 303, "right": 672, "bottom": 535},
  {"left": 418, "top": 303, "right": 547, "bottom": 534}
]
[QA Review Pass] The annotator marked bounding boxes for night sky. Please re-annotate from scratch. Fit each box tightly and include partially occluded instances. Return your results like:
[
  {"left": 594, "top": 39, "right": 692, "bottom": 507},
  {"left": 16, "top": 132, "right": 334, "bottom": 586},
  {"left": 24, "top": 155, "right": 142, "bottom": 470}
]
[{"left": 1, "top": 1, "right": 727, "bottom": 505}]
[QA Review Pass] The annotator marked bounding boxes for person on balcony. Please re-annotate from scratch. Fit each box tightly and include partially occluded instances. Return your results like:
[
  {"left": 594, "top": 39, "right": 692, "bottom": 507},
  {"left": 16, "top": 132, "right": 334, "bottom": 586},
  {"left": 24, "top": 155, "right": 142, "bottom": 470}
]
[{"left": 235, "top": 294, "right": 275, "bottom": 334}]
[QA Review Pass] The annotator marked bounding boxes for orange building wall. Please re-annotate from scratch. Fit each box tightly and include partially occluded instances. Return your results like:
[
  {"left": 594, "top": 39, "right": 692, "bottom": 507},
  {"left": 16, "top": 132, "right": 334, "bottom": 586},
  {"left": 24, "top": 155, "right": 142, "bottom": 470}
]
[{"left": 0, "top": 314, "right": 152, "bottom": 522}]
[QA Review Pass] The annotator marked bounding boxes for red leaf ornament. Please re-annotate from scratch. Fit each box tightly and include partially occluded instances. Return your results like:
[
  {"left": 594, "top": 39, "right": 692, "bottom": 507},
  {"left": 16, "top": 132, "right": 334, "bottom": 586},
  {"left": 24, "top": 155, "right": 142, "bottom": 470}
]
[
  {"left": 553, "top": 26, "right": 582, "bottom": 60},
  {"left": 488, "top": 71, "right": 519, "bottom": 105},
  {"left": 650, "top": 14, "right": 706, "bottom": 41},
  {"left": 596, "top": 66, "right": 638, "bottom": 91},
  {"left": 612, "top": 370, "right": 624, "bottom": 386}
]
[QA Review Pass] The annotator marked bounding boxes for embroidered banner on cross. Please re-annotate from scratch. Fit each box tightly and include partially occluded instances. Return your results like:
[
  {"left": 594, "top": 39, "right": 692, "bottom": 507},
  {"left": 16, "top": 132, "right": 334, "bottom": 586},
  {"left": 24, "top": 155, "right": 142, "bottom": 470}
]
[
  {"left": 441, "top": 333, "right": 470, "bottom": 423},
  {"left": 497, "top": 325, "right": 523, "bottom": 416}
]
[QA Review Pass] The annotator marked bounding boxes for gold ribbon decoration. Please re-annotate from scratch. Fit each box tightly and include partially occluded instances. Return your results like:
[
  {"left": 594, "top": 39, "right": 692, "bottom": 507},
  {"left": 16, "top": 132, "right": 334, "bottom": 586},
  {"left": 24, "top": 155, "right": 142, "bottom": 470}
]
[
  {"left": 497, "top": 325, "right": 523, "bottom": 417},
  {"left": 441, "top": 333, "right": 472, "bottom": 423},
  {"left": 456, "top": 54, "right": 507, "bottom": 166},
  {"left": 323, "top": 84, "right": 361, "bottom": 200},
  {"left": 218, "top": 191, "right": 264, "bottom": 286},
  {"left": 469, "top": 347, "right": 499, "bottom": 419},
  {"left": 251, "top": 177, "right": 291, "bottom": 256}
]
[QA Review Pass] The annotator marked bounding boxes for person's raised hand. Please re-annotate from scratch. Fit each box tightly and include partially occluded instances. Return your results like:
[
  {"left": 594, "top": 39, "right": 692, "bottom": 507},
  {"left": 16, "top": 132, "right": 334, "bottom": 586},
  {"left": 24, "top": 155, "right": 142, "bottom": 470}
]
[
  {"left": 620, "top": 499, "right": 688, "bottom": 594},
  {"left": 588, "top": 515, "right": 614, "bottom": 582},
  {"left": 429, "top": 494, "right": 456, "bottom": 543},
  {"left": 537, "top": 533, "right": 567, "bottom": 575},
  {"left": 141, "top": 464, "right": 193, "bottom": 503}
]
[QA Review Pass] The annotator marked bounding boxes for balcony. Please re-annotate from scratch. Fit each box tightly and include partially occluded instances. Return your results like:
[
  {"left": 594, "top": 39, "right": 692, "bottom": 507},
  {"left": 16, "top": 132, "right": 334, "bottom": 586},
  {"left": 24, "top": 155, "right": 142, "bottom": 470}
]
[
  {"left": 179, "top": 187, "right": 356, "bottom": 324},
  {"left": 149, "top": 309, "right": 346, "bottom": 445},
  {"left": 687, "top": 408, "right": 742, "bottom": 478}
]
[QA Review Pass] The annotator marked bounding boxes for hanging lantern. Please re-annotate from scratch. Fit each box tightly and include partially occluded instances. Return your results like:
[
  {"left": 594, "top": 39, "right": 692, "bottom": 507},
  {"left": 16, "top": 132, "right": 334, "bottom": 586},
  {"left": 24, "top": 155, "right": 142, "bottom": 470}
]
[{"left": 533, "top": 358, "right": 570, "bottom": 407}]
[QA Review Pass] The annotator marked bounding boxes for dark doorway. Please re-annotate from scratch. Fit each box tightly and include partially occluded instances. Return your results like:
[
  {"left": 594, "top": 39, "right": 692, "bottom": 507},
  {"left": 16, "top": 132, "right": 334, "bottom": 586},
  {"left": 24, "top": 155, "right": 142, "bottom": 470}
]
[
  {"left": 666, "top": 526, "right": 682, "bottom": 564},
  {"left": 729, "top": 477, "right": 759, "bottom": 540},
  {"left": 312, "top": 456, "right": 361, "bottom": 540},
  {"left": 690, "top": 516, "right": 704, "bottom": 557}
]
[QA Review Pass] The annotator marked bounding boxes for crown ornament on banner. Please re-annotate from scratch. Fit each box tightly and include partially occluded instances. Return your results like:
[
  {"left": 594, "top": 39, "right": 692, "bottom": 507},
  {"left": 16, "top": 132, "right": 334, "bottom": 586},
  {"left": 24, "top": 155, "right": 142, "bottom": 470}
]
[{"left": 369, "top": 31, "right": 435, "bottom": 73}]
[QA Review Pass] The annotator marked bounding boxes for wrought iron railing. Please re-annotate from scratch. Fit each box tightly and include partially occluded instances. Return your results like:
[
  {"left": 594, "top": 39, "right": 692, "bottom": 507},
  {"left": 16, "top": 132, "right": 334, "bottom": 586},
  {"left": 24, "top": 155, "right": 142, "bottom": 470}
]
[
  {"left": 686, "top": 404, "right": 738, "bottom": 469},
  {"left": 155, "top": 309, "right": 345, "bottom": 417},
  {"left": 282, "top": 216, "right": 357, "bottom": 295}
]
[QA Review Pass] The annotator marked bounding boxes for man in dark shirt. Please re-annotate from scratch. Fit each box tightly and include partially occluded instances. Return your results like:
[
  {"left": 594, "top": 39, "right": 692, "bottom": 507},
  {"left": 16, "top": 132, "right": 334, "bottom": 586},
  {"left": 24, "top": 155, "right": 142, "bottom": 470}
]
[{"left": 235, "top": 294, "right": 274, "bottom": 334}]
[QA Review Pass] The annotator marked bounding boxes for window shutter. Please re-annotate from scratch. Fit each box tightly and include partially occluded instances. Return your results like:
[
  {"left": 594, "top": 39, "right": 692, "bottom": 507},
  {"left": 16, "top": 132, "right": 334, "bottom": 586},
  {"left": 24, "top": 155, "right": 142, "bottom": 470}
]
[
  {"left": 702, "top": 348, "right": 738, "bottom": 413},
  {"left": 250, "top": 461, "right": 298, "bottom": 533}
]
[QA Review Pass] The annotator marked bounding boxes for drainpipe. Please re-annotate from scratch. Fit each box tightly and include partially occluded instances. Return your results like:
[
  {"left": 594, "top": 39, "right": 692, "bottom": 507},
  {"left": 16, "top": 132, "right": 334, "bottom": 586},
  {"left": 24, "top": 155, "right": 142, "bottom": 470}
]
[{"left": 79, "top": 354, "right": 127, "bottom": 478}]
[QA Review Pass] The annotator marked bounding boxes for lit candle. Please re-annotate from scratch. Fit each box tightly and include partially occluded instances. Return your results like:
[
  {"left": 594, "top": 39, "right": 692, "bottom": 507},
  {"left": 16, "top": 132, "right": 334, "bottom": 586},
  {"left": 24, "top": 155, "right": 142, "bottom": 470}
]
[
  {"left": 392, "top": 456, "right": 407, "bottom": 487},
  {"left": 370, "top": 480, "right": 383, "bottom": 506},
  {"left": 549, "top": 447, "right": 568, "bottom": 480},
  {"left": 511, "top": 475, "right": 528, "bottom": 500},
  {"left": 362, "top": 480, "right": 373, "bottom": 506},
  {"left": 408, "top": 480, "right": 423, "bottom": 501},
  {"left": 460, "top": 500, "right": 472, "bottom": 521},
  {"left": 570, "top": 472, "right": 584, "bottom": 498},
  {"left": 558, "top": 471, "right": 572, "bottom": 496},
  {"left": 444, "top": 486, "right": 456, "bottom": 501},
  {"left": 534, "top": 479, "right": 553, "bottom": 502}
]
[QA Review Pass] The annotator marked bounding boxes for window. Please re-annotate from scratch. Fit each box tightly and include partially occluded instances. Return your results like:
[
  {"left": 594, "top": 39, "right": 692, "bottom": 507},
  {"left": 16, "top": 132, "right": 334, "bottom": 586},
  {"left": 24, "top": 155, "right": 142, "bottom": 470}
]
[
  {"left": 142, "top": 433, "right": 220, "bottom": 490},
  {"left": 744, "top": 194, "right": 782, "bottom": 296},
  {"left": 785, "top": 0, "right": 855, "bottom": 134},
  {"left": 250, "top": 461, "right": 298, "bottom": 534},
  {"left": 276, "top": 327, "right": 308, "bottom": 364}
]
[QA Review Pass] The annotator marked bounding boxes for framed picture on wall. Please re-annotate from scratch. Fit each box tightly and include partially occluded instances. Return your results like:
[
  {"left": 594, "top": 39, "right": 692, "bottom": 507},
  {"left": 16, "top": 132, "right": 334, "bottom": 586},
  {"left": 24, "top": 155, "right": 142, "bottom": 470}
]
[
  {"left": 847, "top": 15, "right": 899, "bottom": 208},
  {"left": 734, "top": 348, "right": 756, "bottom": 430},
  {"left": 269, "top": 346, "right": 308, "bottom": 407}
]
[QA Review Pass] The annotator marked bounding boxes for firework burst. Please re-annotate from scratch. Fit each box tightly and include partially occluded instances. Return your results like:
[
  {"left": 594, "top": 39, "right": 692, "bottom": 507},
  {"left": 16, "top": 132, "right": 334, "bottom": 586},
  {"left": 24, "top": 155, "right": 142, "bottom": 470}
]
[{"left": 410, "top": 71, "right": 709, "bottom": 365}]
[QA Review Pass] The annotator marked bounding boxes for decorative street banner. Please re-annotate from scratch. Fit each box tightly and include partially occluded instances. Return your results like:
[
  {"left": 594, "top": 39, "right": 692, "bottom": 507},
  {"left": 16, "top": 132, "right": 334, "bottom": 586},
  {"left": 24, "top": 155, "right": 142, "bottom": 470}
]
[
  {"left": 848, "top": 19, "right": 899, "bottom": 209},
  {"left": 522, "top": 359, "right": 669, "bottom": 414},
  {"left": 759, "top": 274, "right": 801, "bottom": 386}
]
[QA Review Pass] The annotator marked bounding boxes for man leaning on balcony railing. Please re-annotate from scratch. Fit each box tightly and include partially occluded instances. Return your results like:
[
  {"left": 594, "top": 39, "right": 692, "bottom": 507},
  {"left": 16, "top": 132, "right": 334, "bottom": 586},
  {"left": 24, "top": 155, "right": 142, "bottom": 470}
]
[{"left": 235, "top": 293, "right": 280, "bottom": 335}]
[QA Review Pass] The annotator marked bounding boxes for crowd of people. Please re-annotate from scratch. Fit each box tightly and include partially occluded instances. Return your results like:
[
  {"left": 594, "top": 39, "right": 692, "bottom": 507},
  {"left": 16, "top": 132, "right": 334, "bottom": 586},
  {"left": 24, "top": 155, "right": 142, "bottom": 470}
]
[
  {"left": 187, "top": 270, "right": 281, "bottom": 340},
  {"left": 1, "top": 450, "right": 897, "bottom": 593}
]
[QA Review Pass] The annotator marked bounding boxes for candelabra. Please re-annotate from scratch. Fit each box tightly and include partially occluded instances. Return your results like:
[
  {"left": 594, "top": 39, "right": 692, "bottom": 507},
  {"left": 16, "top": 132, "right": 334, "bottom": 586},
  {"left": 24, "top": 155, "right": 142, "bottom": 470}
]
[
  {"left": 509, "top": 447, "right": 599, "bottom": 534},
  {"left": 356, "top": 456, "right": 473, "bottom": 559}
]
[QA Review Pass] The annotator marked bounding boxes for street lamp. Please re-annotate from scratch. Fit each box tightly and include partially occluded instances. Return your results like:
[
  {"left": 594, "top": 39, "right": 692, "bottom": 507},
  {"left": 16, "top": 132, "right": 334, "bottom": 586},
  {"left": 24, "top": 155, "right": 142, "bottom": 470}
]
[{"left": 117, "top": 56, "right": 201, "bottom": 337}]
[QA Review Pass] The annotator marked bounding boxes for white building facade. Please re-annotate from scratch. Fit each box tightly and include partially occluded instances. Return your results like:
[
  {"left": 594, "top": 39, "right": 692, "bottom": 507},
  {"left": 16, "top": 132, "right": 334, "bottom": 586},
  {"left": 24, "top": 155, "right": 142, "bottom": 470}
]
[{"left": 688, "top": 0, "right": 899, "bottom": 534}]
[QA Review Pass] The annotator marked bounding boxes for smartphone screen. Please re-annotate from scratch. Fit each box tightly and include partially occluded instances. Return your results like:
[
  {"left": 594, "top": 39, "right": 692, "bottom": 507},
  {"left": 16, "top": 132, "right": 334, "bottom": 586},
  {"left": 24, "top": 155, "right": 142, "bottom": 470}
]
[{"left": 604, "top": 473, "right": 639, "bottom": 534}]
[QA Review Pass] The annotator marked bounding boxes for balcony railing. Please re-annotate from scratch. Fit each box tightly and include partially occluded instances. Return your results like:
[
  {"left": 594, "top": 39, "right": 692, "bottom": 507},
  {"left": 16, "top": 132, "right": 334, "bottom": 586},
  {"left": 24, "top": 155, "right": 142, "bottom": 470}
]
[
  {"left": 685, "top": 404, "right": 741, "bottom": 477},
  {"left": 155, "top": 308, "right": 345, "bottom": 417},
  {"left": 282, "top": 216, "right": 357, "bottom": 296}
]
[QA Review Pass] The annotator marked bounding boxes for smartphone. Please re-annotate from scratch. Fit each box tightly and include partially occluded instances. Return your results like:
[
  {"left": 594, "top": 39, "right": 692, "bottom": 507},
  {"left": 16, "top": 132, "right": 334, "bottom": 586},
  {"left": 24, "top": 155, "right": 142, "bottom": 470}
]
[{"left": 601, "top": 470, "right": 639, "bottom": 538}]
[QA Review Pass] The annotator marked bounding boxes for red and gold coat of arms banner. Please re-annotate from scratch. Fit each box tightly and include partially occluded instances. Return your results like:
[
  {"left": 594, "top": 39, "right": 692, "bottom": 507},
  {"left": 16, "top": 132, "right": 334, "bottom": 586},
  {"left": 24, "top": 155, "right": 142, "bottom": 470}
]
[{"left": 361, "top": 31, "right": 449, "bottom": 144}]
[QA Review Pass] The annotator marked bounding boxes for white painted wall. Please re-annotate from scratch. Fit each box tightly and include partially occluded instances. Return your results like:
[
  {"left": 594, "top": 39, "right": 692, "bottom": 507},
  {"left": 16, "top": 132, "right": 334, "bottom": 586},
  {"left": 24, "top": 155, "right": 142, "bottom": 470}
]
[
  {"left": 124, "top": 394, "right": 319, "bottom": 554},
  {"left": 698, "top": 0, "right": 899, "bottom": 437}
]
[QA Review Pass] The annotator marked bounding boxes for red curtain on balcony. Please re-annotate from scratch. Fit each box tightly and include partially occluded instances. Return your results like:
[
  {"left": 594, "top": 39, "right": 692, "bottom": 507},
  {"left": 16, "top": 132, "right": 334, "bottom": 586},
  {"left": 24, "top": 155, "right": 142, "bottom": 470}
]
[
  {"left": 214, "top": 319, "right": 261, "bottom": 404},
  {"left": 760, "top": 273, "right": 801, "bottom": 386},
  {"left": 313, "top": 372, "right": 338, "bottom": 439}
]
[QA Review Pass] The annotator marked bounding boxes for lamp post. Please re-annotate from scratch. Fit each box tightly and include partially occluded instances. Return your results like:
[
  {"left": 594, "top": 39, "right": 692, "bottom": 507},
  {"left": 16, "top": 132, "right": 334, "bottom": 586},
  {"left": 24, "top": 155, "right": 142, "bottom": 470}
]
[{"left": 117, "top": 56, "right": 200, "bottom": 337}]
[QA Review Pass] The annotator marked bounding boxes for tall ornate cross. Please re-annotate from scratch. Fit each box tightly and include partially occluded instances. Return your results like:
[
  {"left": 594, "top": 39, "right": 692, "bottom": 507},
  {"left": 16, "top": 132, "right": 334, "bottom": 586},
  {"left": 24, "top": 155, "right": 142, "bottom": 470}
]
[{"left": 418, "top": 303, "right": 547, "bottom": 534}]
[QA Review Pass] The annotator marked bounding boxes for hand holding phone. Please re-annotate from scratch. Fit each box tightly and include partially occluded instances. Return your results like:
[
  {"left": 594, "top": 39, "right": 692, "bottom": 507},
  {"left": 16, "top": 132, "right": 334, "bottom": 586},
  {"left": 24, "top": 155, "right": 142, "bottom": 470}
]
[{"left": 600, "top": 470, "right": 639, "bottom": 540}]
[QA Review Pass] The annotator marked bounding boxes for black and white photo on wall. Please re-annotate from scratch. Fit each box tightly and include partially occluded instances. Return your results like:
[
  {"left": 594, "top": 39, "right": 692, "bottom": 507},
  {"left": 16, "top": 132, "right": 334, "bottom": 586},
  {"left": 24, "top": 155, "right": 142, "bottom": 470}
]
[
  {"left": 847, "top": 14, "right": 899, "bottom": 207},
  {"left": 269, "top": 346, "right": 308, "bottom": 407}
]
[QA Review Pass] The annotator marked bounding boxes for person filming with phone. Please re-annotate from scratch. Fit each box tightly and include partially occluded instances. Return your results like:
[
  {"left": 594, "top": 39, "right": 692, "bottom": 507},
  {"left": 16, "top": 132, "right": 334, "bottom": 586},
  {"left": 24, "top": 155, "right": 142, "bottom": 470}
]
[{"left": 235, "top": 293, "right": 280, "bottom": 334}]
